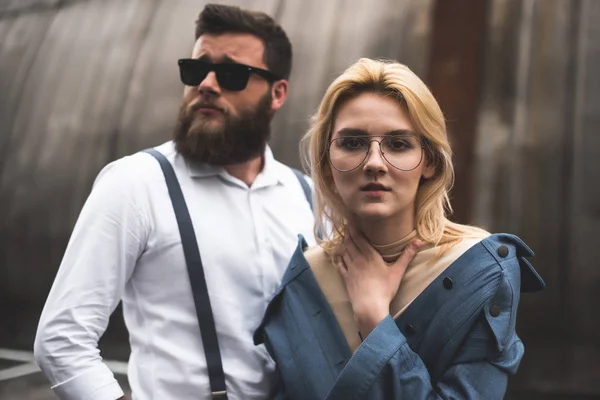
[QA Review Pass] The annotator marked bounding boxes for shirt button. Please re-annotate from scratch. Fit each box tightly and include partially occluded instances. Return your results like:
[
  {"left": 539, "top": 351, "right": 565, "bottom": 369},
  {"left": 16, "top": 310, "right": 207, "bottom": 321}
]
[
  {"left": 497, "top": 245, "right": 509, "bottom": 258},
  {"left": 443, "top": 277, "right": 453, "bottom": 290},
  {"left": 490, "top": 304, "right": 501, "bottom": 317}
]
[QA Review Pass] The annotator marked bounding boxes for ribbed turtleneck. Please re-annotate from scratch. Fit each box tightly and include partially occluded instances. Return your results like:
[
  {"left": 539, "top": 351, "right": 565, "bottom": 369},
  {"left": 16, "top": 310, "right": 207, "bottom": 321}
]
[{"left": 371, "top": 230, "right": 418, "bottom": 263}]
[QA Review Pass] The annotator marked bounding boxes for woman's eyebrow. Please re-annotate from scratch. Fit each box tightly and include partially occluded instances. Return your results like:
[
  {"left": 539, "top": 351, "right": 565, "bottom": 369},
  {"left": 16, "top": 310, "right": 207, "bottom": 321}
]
[
  {"left": 336, "top": 128, "right": 415, "bottom": 136},
  {"left": 336, "top": 128, "right": 368, "bottom": 136},
  {"left": 387, "top": 129, "right": 414, "bottom": 136}
]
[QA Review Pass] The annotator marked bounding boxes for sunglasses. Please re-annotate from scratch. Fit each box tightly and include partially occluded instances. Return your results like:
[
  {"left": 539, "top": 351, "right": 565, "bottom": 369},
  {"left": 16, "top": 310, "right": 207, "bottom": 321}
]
[{"left": 178, "top": 59, "right": 281, "bottom": 91}]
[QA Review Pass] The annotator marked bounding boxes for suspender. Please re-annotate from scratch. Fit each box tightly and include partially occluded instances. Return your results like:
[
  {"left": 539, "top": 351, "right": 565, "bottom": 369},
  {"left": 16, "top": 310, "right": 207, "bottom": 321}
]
[
  {"left": 291, "top": 168, "right": 323, "bottom": 239},
  {"left": 143, "top": 149, "right": 227, "bottom": 400},
  {"left": 143, "top": 149, "right": 313, "bottom": 399},
  {"left": 290, "top": 168, "right": 313, "bottom": 211}
]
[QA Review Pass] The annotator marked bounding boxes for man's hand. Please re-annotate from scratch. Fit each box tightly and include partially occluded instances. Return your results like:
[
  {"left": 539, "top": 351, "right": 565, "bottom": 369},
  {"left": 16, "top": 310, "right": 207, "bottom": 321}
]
[{"left": 335, "top": 225, "right": 421, "bottom": 338}]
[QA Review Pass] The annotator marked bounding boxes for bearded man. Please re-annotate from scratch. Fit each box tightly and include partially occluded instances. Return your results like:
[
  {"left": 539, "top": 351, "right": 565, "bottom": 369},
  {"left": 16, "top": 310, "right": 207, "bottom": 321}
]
[{"left": 33, "top": 4, "right": 315, "bottom": 400}]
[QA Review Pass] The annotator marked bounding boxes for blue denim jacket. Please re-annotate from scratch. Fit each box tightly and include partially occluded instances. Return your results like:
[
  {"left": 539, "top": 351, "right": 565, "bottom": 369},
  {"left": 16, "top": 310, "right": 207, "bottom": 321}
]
[{"left": 254, "top": 234, "right": 545, "bottom": 400}]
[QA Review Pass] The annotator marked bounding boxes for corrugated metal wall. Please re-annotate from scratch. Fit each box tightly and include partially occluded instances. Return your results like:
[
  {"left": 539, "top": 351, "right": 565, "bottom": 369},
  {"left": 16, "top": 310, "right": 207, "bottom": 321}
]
[
  {"left": 1, "top": 0, "right": 598, "bottom": 397},
  {"left": 474, "top": 0, "right": 600, "bottom": 396}
]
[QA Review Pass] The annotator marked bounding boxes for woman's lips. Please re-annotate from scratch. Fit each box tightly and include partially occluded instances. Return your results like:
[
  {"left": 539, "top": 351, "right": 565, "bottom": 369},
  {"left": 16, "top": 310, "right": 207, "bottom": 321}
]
[
  {"left": 360, "top": 183, "right": 391, "bottom": 197},
  {"left": 362, "top": 190, "right": 388, "bottom": 197}
]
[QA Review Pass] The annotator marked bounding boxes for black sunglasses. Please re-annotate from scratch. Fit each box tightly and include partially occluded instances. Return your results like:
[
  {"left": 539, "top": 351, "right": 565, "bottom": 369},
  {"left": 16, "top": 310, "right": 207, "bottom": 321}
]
[{"left": 178, "top": 59, "right": 281, "bottom": 91}]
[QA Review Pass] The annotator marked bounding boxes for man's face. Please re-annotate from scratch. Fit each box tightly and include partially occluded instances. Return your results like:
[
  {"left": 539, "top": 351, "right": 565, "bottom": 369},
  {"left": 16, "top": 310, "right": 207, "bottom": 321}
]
[{"left": 174, "top": 33, "right": 287, "bottom": 165}]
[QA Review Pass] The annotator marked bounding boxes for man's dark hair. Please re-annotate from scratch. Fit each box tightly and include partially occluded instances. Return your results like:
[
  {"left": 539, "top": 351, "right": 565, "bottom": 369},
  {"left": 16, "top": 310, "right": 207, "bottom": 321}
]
[{"left": 195, "top": 4, "right": 292, "bottom": 80}]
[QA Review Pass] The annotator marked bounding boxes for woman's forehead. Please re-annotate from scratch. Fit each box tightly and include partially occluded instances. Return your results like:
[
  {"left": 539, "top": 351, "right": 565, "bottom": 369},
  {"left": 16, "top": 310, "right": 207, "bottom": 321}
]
[{"left": 332, "top": 95, "right": 413, "bottom": 136}]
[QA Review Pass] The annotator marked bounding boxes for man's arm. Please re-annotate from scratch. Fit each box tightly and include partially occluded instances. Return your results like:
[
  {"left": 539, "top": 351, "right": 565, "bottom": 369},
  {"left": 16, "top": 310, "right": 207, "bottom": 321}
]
[{"left": 34, "top": 157, "right": 149, "bottom": 400}]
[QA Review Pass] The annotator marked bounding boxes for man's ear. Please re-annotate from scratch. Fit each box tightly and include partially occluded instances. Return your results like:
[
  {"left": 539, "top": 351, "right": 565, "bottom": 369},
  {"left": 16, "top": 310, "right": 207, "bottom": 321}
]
[{"left": 270, "top": 80, "right": 288, "bottom": 112}]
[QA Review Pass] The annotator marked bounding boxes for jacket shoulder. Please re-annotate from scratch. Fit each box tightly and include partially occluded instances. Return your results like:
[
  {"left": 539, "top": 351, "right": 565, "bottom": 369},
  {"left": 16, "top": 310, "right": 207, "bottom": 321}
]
[{"left": 481, "top": 233, "right": 545, "bottom": 293}]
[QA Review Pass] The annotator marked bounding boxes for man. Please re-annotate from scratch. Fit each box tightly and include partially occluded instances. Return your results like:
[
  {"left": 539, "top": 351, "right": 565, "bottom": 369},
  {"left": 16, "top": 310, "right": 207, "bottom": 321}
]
[{"left": 34, "top": 4, "right": 315, "bottom": 399}]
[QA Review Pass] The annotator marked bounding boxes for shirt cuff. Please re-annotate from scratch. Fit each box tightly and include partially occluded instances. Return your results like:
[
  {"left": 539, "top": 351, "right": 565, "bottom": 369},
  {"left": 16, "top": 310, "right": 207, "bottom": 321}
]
[
  {"left": 52, "top": 363, "right": 125, "bottom": 400},
  {"left": 355, "top": 314, "right": 406, "bottom": 366},
  {"left": 335, "top": 315, "right": 406, "bottom": 396}
]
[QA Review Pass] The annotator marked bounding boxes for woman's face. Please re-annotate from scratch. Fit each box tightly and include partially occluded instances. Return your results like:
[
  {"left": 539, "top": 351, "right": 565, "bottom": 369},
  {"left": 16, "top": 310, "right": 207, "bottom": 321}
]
[{"left": 328, "top": 92, "right": 434, "bottom": 224}]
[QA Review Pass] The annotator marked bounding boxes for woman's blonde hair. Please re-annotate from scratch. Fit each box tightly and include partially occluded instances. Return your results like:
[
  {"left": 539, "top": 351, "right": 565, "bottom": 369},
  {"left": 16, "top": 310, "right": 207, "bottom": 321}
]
[{"left": 302, "top": 58, "right": 487, "bottom": 252}]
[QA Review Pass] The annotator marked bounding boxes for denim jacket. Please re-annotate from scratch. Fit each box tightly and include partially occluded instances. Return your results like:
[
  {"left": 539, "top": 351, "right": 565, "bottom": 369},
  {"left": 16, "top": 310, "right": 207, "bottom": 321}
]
[{"left": 254, "top": 234, "right": 545, "bottom": 400}]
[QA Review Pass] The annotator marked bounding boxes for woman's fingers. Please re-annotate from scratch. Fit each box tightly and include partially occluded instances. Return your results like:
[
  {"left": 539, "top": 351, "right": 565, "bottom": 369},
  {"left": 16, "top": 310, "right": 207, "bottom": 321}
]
[
  {"left": 335, "top": 256, "right": 348, "bottom": 277},
  {"left": 342, "top": 230, "right": 360, "bottom": 261},
  {"left": 393, "top": 239, "right": 423, "bottom": 269},
  {"left": 347, "top": 225, "right": 371, "bottom": 256}
]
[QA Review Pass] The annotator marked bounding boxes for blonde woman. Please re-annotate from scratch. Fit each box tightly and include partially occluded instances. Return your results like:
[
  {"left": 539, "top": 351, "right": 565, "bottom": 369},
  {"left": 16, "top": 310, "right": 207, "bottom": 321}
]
[{"left": 255, "top": 58, "right": 544, "bottom": 399}]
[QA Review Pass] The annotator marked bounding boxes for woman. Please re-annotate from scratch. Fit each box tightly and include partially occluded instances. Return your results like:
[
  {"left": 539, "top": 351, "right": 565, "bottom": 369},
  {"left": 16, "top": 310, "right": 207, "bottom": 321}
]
[{"left": 254, "top": 58, "right": 544, "bottom": 399}]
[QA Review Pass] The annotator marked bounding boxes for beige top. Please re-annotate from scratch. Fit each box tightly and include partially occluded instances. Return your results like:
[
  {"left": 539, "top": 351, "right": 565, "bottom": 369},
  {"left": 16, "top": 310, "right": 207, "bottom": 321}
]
[{"left": 306, "top": 230, "right": 490, "bottom": 352}]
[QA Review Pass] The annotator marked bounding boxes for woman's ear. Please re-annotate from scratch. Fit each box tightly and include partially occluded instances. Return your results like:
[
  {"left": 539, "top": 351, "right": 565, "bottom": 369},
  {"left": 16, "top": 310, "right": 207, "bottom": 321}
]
[{"left": 422, "top": 161, "right": 435, "bottom": 179}]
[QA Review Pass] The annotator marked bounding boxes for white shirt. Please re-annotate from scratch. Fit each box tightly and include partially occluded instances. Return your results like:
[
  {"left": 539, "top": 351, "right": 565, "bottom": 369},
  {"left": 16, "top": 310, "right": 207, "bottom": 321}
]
[{"left": 34, "top": 141, "right": 316, "bottom": 400}]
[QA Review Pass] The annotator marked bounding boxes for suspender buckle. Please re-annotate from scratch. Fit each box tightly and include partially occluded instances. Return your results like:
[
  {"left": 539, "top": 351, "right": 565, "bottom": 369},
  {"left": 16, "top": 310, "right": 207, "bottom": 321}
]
[{"left": 212, "top": 390, "right": 228, "bottom": 399}]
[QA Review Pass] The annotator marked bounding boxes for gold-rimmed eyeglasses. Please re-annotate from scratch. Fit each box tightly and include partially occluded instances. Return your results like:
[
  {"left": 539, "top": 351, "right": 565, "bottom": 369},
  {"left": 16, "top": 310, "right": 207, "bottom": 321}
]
[{"left": 328, "top": 133, "right": 425, "bottom": 172}]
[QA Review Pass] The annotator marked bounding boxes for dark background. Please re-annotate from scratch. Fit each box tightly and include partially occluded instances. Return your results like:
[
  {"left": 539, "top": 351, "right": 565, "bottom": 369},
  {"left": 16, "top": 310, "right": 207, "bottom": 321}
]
[{"left": 1, "top": 0, "right": 599, "bottom": 398}]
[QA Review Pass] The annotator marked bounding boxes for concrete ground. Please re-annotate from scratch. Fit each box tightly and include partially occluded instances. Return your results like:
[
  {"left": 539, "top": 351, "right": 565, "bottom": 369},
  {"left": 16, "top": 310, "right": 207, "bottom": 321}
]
[
  {"left": 0, "top": 348, "right": 130, "bottom": 400},
  {"left": 1, "top": 348, "right": 598, "bottom": 399}
]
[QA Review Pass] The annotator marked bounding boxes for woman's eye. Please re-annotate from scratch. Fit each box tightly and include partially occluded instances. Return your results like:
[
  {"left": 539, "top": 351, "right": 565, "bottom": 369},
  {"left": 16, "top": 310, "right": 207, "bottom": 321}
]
[
  {"left": 386, "top": 138, "right": 411, "bottom": 151},
  {"left": 339, "top": 138, "right": 366, "bottom": 150}
]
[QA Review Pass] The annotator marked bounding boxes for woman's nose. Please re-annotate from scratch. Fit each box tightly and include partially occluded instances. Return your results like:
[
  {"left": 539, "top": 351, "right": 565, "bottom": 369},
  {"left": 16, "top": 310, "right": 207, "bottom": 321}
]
[{"left": 363, "top": 141, "right": 387, "bottom": 173}]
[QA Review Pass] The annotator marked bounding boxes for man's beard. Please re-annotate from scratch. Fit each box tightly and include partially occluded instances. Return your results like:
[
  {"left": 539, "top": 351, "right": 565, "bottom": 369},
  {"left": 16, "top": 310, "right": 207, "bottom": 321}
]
[{"left": 173, "top": 92, "right": 273, "bottom": 166}]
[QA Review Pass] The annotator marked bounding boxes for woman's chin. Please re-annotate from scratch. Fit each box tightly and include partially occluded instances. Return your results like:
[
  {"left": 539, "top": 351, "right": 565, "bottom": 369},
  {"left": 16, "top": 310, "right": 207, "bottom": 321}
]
[{"left": 354, "top": 205, "right": 393, "bottom": 221}]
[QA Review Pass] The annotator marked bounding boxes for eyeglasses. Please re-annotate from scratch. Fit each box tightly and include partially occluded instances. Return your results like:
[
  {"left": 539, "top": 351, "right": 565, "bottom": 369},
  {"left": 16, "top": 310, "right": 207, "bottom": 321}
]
[
  {"left": 178, "top": 59, "right": 281, "bottom": 91},
  {"left": 328, "top": 133, "right": 425, "bottom": 172}
]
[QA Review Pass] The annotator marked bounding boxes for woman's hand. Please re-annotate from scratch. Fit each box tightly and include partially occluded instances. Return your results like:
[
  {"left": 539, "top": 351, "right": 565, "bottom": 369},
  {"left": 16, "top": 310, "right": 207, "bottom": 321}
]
[{"left": 335, "top": 225, "right": 422, "bottom": 338}]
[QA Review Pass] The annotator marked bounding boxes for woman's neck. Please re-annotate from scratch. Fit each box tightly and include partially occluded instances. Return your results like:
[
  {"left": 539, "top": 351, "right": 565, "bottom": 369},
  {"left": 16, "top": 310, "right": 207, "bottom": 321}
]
[{"left": 356, "top": 212, "right": 415, "bottom": 246}]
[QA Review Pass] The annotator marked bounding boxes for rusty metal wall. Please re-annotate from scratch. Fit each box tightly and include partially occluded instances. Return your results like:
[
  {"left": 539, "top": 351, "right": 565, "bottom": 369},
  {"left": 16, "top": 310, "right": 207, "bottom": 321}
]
[{"left": 473, "top": 0, "right": 600, "bottom": 396}]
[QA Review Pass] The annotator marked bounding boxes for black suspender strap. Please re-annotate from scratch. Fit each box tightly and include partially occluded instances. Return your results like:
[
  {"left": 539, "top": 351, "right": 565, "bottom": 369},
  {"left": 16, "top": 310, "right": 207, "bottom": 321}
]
[
  {"left": 143, "top": 149, "right": 227, "bottom": 400},
  {"left": 290, "top": 168, "right": 313, "bottom": 212},
  {"left": 291, "top": 168, "right": 323, "bottom": 239}
]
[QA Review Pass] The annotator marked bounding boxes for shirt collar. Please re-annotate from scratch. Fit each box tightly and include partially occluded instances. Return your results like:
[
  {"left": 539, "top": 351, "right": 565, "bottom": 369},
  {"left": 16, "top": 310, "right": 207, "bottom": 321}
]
[{"left": 184, "top": 145, "right": 287, "bottom": 189}]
